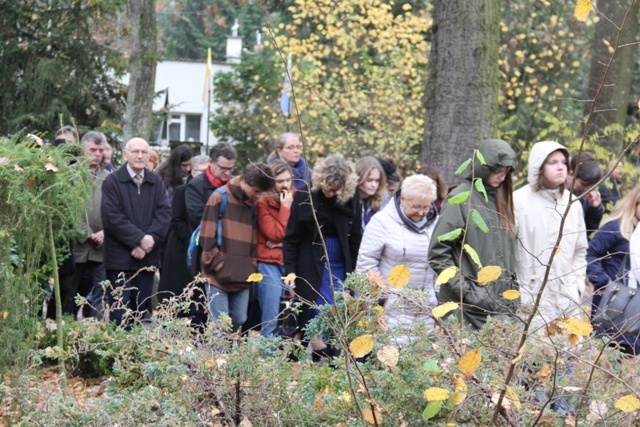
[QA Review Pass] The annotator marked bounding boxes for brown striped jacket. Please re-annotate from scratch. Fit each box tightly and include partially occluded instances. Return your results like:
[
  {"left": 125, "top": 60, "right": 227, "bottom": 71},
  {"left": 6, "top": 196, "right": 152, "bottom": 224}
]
[{"left": 200, "top": 177, "right": 257, "bottom": 292}]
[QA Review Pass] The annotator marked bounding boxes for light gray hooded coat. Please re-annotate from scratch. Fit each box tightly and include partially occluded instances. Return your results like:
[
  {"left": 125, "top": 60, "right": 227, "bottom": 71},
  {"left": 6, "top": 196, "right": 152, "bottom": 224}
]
[{"left": 514, "top": 141, "right": 588, "bottom": 328}]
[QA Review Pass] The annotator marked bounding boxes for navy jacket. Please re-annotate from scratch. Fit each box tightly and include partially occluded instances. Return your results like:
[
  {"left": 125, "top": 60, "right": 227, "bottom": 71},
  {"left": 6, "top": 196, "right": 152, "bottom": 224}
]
[
  {"left": 101, "top": 166, "right": 171, "bottom": 271},
  {"left": 587, "top": 219, "right": 640, "bottom": 353},
  {"left": 587, "top": 219, "right": 630, "bottom": 292}
]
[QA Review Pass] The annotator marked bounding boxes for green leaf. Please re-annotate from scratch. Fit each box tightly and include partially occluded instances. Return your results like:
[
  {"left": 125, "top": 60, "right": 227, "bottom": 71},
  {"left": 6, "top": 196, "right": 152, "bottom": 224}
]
[
  {"left": 454, "top": 158, "right": 472, "bottom": 175},
  {"left": 422, "top": 359, "right": 442, "bottom": 375},
  {"left": 448, "top": 191, "right": 470, "bottom": 205},
  {"left": 437, "top": 228, "right": 463, "bottom": 242},
  {"left": 463, "top": 244, "right": 482, "bottom": 268},
  {"left": 422, "top": 401, "right": 443, "bottom": 420},
  {"left": 471, "top": 209, "right": 489, "bottom": 233},
  {"left": 475, "top": 149, "right": 486, "bottom": 165},
  {"left": 474, "top": 178, "right": 488, "bottom": 202}
]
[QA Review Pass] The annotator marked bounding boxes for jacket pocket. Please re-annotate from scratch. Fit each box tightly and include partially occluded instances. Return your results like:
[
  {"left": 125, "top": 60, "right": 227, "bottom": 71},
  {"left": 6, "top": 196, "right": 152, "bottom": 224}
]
[
  {"left": 202, "top": 248, "right": 224, "bottom": 275},
  {"left": 215, "top": 253, "right": 256, "bottom": 284}
]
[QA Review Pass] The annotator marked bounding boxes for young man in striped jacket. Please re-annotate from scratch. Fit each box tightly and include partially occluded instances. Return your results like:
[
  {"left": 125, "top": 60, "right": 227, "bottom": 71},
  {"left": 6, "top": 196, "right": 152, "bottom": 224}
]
[{"left": 199, "top": 162, "right": 275, "bottom": 333}]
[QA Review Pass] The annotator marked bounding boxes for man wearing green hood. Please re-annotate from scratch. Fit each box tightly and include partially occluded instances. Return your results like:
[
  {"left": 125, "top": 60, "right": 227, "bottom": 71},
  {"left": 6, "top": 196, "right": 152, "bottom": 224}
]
[{"left": 428, "top": 139, "right": 519, "bottom": 330}]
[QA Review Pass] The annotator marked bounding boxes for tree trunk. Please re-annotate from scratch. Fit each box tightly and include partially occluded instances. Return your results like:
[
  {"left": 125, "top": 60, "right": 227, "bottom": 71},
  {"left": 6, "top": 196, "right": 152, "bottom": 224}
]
[
  {"left": 422, "top": 0, "right": 502, "bottom": 185},
  {"left": 123, "top": 0, "right": 157, "bottom": 142},
  {"left": 585, "top": 0, "right": 638, "bottom": 153}
]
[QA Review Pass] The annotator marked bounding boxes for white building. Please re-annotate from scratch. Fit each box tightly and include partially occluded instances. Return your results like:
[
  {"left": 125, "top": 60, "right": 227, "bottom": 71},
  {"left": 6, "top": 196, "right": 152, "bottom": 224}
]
[{"left": 123, "top": 34, "right": 243, "bottom": 155}]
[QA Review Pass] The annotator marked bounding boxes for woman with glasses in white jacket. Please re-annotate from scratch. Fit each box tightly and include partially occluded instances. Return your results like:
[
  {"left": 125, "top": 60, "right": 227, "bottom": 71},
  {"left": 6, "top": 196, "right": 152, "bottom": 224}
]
[{"left": 356, "top": 174, "right": 439, "bottom": 345}]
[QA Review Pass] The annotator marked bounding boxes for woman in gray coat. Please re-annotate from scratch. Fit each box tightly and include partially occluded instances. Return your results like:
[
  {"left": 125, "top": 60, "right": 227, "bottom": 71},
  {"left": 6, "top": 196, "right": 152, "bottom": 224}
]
[{"left": 356, "top": 174, "right": 439, "bottom": 345}]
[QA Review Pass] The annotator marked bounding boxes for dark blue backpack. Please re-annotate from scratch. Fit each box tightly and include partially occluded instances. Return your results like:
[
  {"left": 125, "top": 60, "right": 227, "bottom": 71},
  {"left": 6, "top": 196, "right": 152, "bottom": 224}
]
[{"left": 187, "top": 186, "right": 227, "bottom": 270}]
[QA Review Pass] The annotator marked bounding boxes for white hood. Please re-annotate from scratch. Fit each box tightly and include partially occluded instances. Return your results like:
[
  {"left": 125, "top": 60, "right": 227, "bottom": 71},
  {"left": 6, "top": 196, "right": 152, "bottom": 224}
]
[{"left": 527, "top": 141, "right": 571, "bottom": 185}]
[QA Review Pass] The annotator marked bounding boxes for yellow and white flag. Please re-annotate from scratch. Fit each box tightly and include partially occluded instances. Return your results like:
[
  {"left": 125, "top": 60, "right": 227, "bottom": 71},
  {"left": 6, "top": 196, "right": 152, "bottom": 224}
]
[{"left": 202, "top": 47, "right": 212, "bottom": 103}]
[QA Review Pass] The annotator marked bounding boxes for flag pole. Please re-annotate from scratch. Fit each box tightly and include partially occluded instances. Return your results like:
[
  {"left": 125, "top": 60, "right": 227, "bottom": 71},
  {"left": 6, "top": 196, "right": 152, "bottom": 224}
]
[{"left": 203, "top": 47, "right": 212, "bottom": 155}]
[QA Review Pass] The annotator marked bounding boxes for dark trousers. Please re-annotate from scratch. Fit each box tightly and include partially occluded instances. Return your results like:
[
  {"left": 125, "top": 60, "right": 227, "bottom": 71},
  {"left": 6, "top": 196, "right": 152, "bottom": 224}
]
[
  {"left": 106, "top": 269, "right": 154, "bottom": 327},
  {"left": 48, "top": 261, "right": 106, "bottom": 319}
]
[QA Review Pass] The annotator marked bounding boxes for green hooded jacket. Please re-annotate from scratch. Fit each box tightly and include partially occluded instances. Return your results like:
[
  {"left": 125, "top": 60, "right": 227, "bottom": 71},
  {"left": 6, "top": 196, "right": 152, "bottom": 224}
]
[{"left": 428, "top": 139, "right": 519, "bottom": 330}]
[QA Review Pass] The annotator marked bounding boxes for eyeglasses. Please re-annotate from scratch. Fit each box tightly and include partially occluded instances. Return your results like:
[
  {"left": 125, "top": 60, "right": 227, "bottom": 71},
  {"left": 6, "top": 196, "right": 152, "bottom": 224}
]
[
  {"left": 214, "top": 161, "right": 234, "bottom": 173},
  {"left": 128, "top": 150, "right": 149, "bottom": 157},
  {"left": 406, "top": 200, "right": 430, "bottom": 213},
  {"left": 283, "top": 145, "right": 302, "bottom": 151}
]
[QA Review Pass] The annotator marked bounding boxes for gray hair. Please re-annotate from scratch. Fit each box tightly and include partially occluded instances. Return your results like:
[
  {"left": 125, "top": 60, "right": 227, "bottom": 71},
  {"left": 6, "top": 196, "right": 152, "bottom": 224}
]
[
  {"left": 276, "top": 133, "right": 300, "bottom": 150},
  {"left": 81, "top": 131, "right": 107, "bottom": 147},
  {"left": 192, "top": 154, "right": 209, "bottom": 171},
  {"left": 55, "top": 125, "right": 78, "bottom": 142},
  {"left": 401, "top": 174, "right": 437, "bottom": 202}
]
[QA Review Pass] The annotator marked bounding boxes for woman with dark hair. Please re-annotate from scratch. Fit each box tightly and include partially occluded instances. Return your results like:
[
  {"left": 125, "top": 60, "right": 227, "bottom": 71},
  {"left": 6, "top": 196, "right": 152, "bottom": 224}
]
[
  {"left": 283, "top": 154, "right": 362, "bottom": 353},
  {"left": 428, "top": 139, "right": 519, "bottom": 330},
  {"left": 515, "top": 141, "right": 587, "bottom": 329},
  {"left": 156, "top": 144, "right": 194, "bottom": 204},
  {"left": 418, "top": 165, "right": 447, "bottom": 213},
  {"left": 355, "top": 156, "right": 388, "bottom": 230}
]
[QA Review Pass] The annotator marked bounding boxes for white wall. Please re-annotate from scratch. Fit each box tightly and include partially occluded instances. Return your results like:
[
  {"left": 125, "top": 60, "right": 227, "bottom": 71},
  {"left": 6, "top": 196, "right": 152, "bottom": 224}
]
[
  {"left": 121, "top": 59, "right": 233, "bottom": 153},
  {"left": 154, "top": 60, "right": 232, "bottom": 152}
]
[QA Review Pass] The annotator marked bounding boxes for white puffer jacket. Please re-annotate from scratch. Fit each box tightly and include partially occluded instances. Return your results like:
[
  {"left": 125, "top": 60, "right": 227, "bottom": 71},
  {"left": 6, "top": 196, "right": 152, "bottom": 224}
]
[
  {"left": 356, "top": 199, "right": 438, "bottom": 341},
  {"left": 514, "top": 141, "right": 588, "bottom": 327}
]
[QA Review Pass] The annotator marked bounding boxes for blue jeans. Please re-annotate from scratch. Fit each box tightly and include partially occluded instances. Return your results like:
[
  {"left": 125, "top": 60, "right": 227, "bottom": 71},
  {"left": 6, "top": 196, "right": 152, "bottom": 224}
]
[
  {"left": 206, "top": 284, "right": 250, "bottom": 332},
  {"left": 257, "top": 263, "right": 285, "bottom": 337}
]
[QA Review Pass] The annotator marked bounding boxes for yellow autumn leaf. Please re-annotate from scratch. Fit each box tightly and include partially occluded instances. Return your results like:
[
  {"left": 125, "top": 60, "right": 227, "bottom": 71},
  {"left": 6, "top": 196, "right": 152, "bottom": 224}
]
[
  {"left": 477, "top": 265, "right": 502, "bottom": 285},
  {"left": 363, "top": 407, "right": 383, "bottom": 425},
  {"left": 614, "top": 394, "right": 640, "bottom": 413},
  {"left": 432, "top": 302, "right": 459, "bottom": 318},
  {"left": 349, "top": 334, "right": 375, "bottom": 358},
  {"left": 246, "top": 273, "right": 264, "bottom": 282},
  {"left": 453, "top": 377, "right": 468, "bottom": 406},
  {"left": 1, "top": 311, "right": 8, "bottom": 319},
  {"left": 376, "top": 345, "right": 399, "bottom": 368},
  {"left": 281, "top": 273, "right": 296, "bottom": 281},
  {"left": 463, "top": 244, "right": 482, "bottom": 268},
  {"left": 423, "top": 387, "right": 450, "bottom": 402},
  {"left": 538, "top": 364, "right": 553, "bottom": 382},
  {"left": 388, "top": 264, "right": 410, "bottom": 289},
  {"left": 502, "top": 289, "right": 520, "bottom": 300},
  {"left": 574, "top": 0, "right": 591, "bottom": 22},
  {"left": 505, "top": 385, "right": 522, "bottom": 411},
  {"left": 435, "top": 266, "right": 458, "bottom": 286},
  {"left": 372, "top": 305, "right": 384, "bottom": 315},
  {"left": 458, "top": 350, "right": 482, "bottom": 376},
  {"left": 204, "top": 359, "right": 216, "bottom": 369},
  {"left": 511, "top": 344, "right": 525, "bottom": 364},
  {"left": 563, "top": 318, "right": 593, "bottom": 337}
]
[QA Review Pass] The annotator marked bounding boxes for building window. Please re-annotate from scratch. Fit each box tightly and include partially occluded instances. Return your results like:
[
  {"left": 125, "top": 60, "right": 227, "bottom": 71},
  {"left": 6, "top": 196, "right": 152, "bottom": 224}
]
[{"left": 185, "top": 115, "right": 201, "bottom": 142}]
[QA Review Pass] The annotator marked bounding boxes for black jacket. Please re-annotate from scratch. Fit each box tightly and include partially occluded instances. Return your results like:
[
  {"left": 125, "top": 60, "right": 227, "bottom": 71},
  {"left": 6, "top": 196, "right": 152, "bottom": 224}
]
[
  {"left": 158, "top": 184, "right": 194, "bottom": 298},
  {"left": 283, "top": 190, "right": 362, "bottom": 305},
  {"left": 101, "top": 166, "right": 171, "bottom": 271},
  {"left": 185, "top": 173, "right": 217, "bottom": 230}
]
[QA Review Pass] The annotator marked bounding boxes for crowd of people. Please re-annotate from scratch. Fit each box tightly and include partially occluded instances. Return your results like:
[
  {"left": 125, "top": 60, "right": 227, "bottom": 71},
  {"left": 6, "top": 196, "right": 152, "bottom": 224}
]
[{"left": 49, "top": 128, "right": 639, "bottom": 358}]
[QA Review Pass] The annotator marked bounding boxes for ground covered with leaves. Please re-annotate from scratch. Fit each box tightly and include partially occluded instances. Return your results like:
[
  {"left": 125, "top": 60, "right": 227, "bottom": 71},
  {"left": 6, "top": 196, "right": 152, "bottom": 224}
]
[{"left": 1, "top": 272, "right": 640, "bottom": 427}]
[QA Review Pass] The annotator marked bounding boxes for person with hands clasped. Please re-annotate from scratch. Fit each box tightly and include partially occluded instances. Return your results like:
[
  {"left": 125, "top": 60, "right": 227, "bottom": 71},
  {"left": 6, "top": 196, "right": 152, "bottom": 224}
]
[
  {"left": 256, "top": 160, "right": 295, "bottom": 337},
  {"left": 101, "top": 137, "right": 171, "bottom": 327}
]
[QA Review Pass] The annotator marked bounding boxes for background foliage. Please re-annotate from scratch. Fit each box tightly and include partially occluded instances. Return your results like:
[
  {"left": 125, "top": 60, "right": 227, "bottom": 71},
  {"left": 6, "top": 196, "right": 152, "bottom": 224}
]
[{"left": 0, "top": 0, "right": 127, "bottom": 139}]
